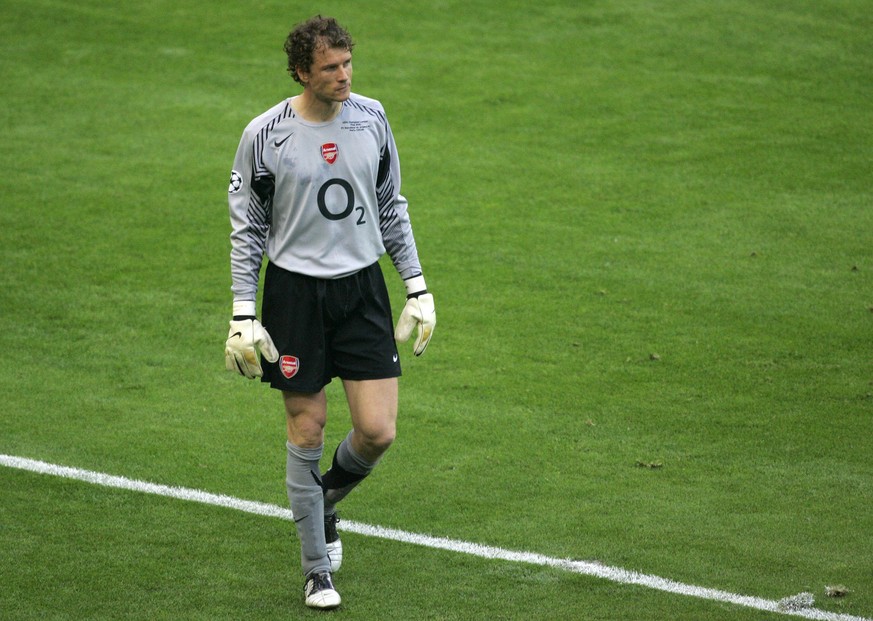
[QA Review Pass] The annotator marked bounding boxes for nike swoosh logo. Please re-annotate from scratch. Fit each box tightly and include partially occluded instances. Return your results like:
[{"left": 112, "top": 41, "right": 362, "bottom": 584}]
[
  {"left": 274, "top": 133, "right": 293, "bottom": 148},
  {"left": 293, "top": 514, "right": 310, "bottom": 523},
  {"left": 230, "top": 332, "right": 242, "bottom": 339}
]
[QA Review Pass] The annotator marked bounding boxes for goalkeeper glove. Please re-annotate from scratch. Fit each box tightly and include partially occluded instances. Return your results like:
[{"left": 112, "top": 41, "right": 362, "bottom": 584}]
[
  {"left": 394, "top": 276, "right": 436, "bottom": 356},
  {"left": 225, "top": 301, "right": 279, "bottom": 379}
]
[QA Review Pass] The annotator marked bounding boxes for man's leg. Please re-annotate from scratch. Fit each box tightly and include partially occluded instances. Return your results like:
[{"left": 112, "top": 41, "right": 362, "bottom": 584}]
[
  {"left": 319, "top": 378, "right": 397, "bottom": 572},
  {"left": 344, "top": 377, "right": 399, "bottom": 460},
  {"left": 322, "top": 378, "right": 398, "bottom": 511},
  {"left": 283, "top": 390, "right": 340, "bottom": 609}
]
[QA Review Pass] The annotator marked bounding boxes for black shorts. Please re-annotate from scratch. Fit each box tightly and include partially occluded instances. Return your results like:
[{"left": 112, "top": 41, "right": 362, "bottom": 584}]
[{"left": 260, "top": 261, "right": 401, "bottom": 393}]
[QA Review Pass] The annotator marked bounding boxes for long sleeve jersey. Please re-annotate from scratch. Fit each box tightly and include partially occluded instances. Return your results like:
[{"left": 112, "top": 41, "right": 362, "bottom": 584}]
[{"left": 228, "top": 93, "right": 422, "bottom": 302}]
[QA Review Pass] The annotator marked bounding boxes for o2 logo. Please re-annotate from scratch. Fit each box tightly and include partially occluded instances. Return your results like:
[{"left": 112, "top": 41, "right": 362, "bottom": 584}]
[{"left": 317, "top": 178, "right": 366, "bottom": 225}]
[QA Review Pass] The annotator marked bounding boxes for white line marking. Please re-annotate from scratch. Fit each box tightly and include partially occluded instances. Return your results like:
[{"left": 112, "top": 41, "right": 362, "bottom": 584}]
[{"left": 1, "top": 454, "right": 868, "bottom": 621}]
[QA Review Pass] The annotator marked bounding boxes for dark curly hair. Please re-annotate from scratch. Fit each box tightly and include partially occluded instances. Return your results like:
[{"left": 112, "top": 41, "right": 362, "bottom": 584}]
[{"left": 284, "top": 16, "right": 355, "bottom": 85}]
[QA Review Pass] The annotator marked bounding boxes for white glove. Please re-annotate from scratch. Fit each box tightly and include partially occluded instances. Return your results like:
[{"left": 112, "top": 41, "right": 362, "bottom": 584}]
[
  {"left": 395, "top": 288, "right": 436, "bottom": 357},
  {"left": 225, "top": 307, "right": 279, "bottom": 379}
]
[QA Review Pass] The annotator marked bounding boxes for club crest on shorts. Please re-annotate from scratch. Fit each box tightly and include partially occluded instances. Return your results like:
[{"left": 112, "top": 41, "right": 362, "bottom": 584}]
[
  {"left": 280, "top": 355, "right": 300, "bottom": 379},
  {"left": 321, "top": 143, "right": 338, "bottom": 165}
]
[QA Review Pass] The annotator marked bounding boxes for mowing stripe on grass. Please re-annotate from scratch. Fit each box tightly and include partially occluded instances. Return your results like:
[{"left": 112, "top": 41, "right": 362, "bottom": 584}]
[{"left": 1, "top": 454, "right": 868, "bottom": 621}]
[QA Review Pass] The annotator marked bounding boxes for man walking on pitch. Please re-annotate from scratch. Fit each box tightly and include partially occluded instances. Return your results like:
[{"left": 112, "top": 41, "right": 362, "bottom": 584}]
[{"left": 223, "top": 16, "right": 435, "bottom": 610}]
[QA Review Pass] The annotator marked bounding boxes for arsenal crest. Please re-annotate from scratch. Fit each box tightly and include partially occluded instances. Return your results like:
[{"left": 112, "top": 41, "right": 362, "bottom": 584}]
[
  {"left": 321, "top": 143, "right": 338, "bottom": 165},
  {"left": 280, "top": 355, "right": 300, "bottom": 379}
]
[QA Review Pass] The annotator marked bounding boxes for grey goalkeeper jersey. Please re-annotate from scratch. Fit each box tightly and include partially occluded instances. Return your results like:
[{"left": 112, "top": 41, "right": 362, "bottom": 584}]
[{"left": 228, "top": 93, "right": 422, "bottom": 302}]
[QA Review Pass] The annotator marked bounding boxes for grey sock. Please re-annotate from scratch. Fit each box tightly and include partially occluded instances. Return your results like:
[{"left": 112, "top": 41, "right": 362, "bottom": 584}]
[
  {"left": 323, "top": 430, "right": 379, "bottom": 515},
  {"left": 286, "top": 441, "right": 330, "bottom": 577}
]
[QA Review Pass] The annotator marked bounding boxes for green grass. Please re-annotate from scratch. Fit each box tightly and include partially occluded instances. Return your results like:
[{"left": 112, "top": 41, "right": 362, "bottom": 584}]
[{"left": 1, "top": 0, "right": 872, "bottom": 619}]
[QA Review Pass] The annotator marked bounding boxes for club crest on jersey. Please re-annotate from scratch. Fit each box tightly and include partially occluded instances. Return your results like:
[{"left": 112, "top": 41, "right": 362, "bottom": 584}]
[
  {"left": 280, "top": 355, "right": 300, "bottom": 379},
  {"left": 321, "top": 143, "right": 338, "bottom": 165}
]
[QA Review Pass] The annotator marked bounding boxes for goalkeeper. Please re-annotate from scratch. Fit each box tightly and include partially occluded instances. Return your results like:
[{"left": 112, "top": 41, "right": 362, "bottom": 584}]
[{"left": 223, "top": 15, "right": 435, "bottom": 611}]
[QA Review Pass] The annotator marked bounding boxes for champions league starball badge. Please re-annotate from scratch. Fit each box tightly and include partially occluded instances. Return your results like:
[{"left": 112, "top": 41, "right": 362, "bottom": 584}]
[{"left": 228, "top": 170, "right": 243, "bottom": 194}]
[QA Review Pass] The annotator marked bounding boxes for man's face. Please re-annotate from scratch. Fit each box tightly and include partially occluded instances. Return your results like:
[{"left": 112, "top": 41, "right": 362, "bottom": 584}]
[{"left": 299, "top": 44, "right": 352, "bottom": 104}]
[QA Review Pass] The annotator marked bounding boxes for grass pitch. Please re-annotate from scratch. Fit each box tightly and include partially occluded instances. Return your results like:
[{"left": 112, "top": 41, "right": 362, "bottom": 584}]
[{"left": 1, "top": 1, "right": 871, "bottom": 619}]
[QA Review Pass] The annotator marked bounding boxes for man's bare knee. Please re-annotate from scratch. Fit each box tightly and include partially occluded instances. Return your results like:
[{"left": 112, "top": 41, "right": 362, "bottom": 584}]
[
  {"left": 351, "top": 423, "right": 395, "bottom": 461},
  {"left": 360, "top": 424, "right": 396, "bottom": 451}
]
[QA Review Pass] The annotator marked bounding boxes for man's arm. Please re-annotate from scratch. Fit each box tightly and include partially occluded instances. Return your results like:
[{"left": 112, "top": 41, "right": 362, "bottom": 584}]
[
  {"left": 228, "top": 126, "right": 273, "bottom": 305},
  {"left": 225, "top": 122, "right": 278, "bottom": 377},
  {"left": 374, "top": 117, "right": 436, "bottom": 355}
]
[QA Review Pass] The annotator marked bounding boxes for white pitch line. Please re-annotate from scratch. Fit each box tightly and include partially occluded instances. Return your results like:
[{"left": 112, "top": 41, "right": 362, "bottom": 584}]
[{"left": 1, "top": 454, "right": 868, "bottom": 621}]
